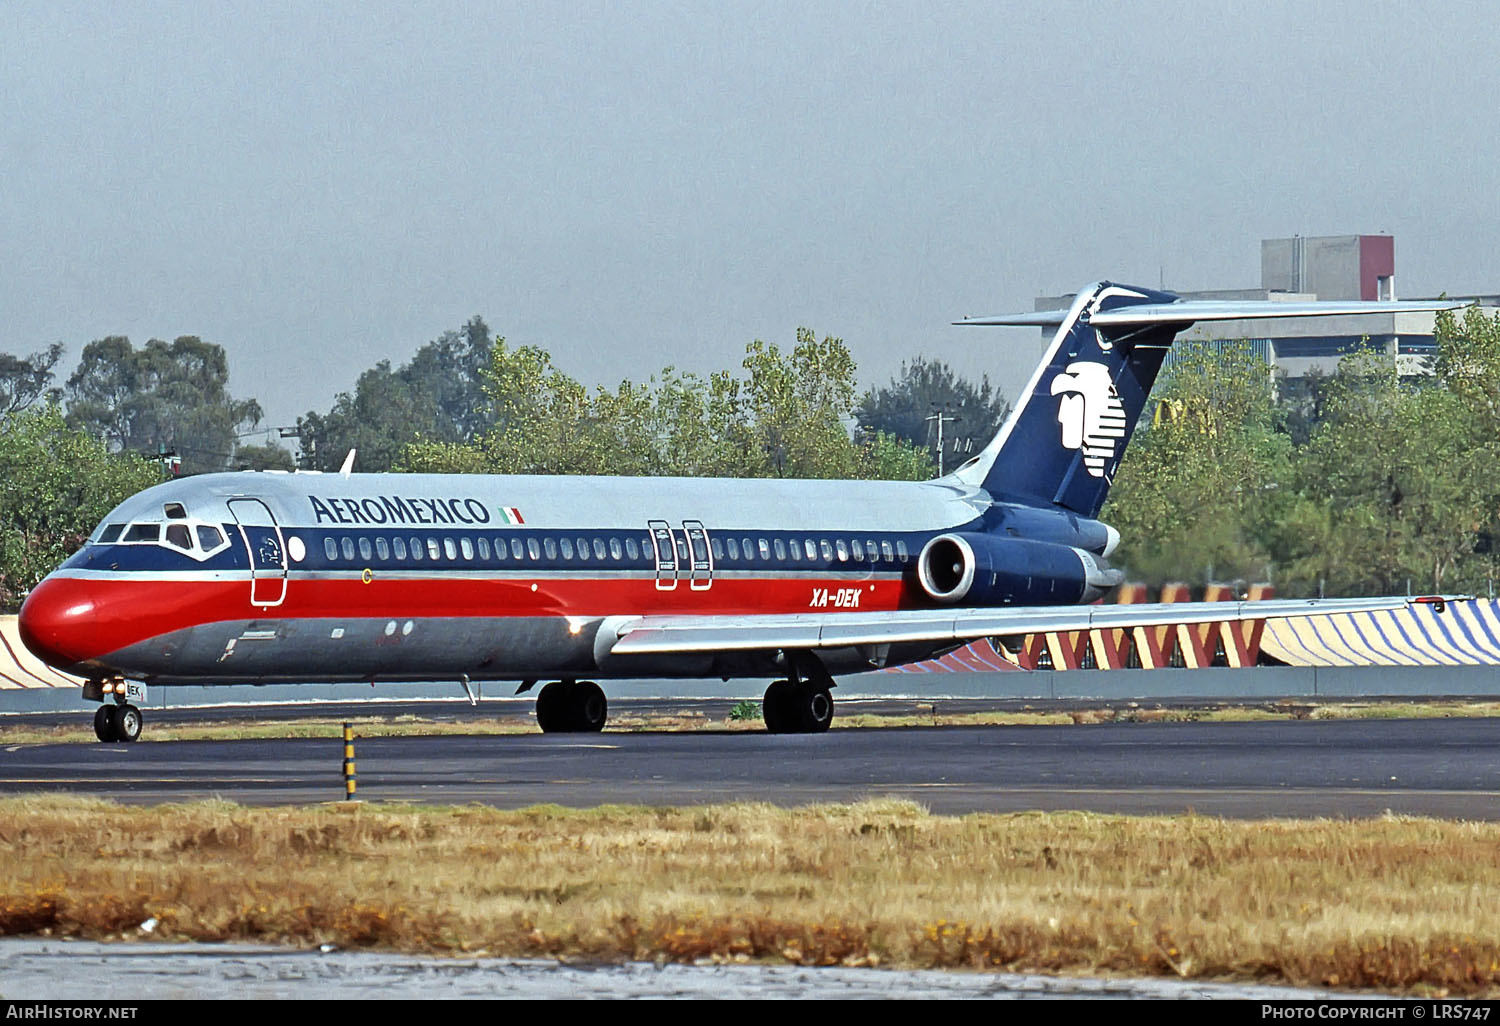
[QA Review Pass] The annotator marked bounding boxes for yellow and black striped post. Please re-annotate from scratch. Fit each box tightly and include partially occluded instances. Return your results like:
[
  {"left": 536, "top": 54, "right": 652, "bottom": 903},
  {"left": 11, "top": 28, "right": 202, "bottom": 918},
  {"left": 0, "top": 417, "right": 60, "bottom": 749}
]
[{"left": 342, "top": 722, "right": 356, "bottom": 800}]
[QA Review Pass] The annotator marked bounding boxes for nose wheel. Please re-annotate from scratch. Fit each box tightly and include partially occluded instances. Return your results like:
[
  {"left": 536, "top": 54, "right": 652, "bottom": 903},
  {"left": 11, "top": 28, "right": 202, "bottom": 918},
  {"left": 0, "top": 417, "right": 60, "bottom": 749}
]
[{"left": 93, "top": 702, "right": 143, "bottom": 743}]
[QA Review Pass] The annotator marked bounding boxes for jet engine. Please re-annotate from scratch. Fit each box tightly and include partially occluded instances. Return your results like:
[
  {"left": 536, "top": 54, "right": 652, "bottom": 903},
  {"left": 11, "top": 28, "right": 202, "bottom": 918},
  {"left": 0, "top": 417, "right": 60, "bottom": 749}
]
[{"left": 915, "top": 532, "right": 1123, "bottom": 606}]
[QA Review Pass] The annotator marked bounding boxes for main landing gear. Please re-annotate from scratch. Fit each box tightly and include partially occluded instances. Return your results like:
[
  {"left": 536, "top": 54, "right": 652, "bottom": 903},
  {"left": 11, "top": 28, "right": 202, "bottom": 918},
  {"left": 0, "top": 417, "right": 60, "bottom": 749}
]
[
  {"left": 762, "top": 658, "right": 835, "bottom": 734},
  {"left": 535, "top": 679, "right": 608, "bottom": 733}
]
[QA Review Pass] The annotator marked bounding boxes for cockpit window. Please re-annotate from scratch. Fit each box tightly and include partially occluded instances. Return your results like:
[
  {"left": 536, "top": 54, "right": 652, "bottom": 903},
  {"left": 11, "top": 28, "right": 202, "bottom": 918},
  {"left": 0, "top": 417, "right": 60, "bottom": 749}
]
[
  {"left": 97, "top": 523, "right": 126, "bottom": 544},
  {"left": 197, "top": 525, "right": 225, "bottom": 550},
  {"left": 163, "top": 503, "right": 187, "bottom": 520},
  {"left": 123, "top": 523, "right": 160, "bottom": 543},
  {"left": 164, "top": 524, "right": 193, "bottom": 551}
]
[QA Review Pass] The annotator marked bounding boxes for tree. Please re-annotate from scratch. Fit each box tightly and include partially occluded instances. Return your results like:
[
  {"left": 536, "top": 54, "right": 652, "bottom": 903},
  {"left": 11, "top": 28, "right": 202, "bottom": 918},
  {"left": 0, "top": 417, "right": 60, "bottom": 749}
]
[
  {"left": 0, "top": 343, "right": 64, "bottom": 417},
  {"left": 296, "top": 316, "right": 494, "bottom": 472},
  {"left": 65, "top": 336, "right": 264, "bottom": 475},
  {"left": 0, "top": 404, "right": 160, "bottom": 610},
  {"left": 856, "top": 356, "right": 1011, "bottom": 474},
  {"left": 403, "top": 328, "right": 934, "bottom": 482},
  {"left": 1103, "top": 341, "right": 1292, "bottom": 587},
  {"left": 234, "top": 440, "right": 296, "bottom": 472}
]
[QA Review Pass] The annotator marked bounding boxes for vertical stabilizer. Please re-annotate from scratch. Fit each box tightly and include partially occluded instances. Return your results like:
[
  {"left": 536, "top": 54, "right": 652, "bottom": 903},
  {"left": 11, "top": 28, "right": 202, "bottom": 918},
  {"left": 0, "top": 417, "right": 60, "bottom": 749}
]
[{"left": 952, "top": 282, "right": 1179, "bottom": 518}]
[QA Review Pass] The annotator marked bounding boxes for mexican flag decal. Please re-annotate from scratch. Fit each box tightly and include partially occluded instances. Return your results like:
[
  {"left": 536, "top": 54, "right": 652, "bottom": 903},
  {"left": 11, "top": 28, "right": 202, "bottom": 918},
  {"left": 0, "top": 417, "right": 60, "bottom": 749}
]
[{"left": 500, "top": 506, "right": 525, "bottom": 525}]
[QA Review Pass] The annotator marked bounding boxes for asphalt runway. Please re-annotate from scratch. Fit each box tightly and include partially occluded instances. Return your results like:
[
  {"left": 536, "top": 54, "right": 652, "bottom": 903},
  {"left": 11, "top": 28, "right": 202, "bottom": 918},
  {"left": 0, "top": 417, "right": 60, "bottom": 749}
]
[{"left": 6, "top": 716, "right": 1500, "bottom": 817}]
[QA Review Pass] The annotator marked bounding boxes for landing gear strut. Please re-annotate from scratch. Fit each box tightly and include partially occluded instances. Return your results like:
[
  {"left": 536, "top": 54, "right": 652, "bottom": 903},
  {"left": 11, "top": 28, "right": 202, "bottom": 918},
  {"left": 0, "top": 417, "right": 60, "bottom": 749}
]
[
  {"left": 762, "top": 655, "right": 835, "bottom": 734},
  {"left": 535, "top": 680, "right": 608, "bottom": 733}
]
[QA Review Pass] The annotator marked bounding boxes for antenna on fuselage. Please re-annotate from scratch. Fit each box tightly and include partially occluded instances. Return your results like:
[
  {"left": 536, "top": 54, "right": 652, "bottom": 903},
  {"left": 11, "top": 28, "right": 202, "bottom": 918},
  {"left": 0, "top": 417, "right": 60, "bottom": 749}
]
[{"left": 338, "top": 449, "right": 356, "bottom": 479}]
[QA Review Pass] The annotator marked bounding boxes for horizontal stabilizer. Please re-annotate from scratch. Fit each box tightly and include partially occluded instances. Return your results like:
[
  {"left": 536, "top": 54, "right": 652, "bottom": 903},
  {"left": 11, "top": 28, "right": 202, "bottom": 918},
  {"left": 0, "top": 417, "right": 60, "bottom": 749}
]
[{"left": 956, "top": 298, "right": 1465, "bottom": 328}]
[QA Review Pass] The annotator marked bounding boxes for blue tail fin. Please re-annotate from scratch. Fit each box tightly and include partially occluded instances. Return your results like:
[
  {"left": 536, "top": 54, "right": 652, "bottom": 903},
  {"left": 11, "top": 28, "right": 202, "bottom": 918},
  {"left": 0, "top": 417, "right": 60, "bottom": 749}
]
[
  {"left": 953, "top": 282, "right": 1181, "bottom": 519},
  {"left": 950, "top": 282, "right": 1464, "bottom": 519}
]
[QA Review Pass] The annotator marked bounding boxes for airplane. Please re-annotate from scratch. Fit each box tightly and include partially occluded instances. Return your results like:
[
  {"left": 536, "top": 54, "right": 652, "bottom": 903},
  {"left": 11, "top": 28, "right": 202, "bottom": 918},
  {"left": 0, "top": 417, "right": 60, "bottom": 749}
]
[{"left": 18, "top": 281, "right": 1465, "bottom": 742}]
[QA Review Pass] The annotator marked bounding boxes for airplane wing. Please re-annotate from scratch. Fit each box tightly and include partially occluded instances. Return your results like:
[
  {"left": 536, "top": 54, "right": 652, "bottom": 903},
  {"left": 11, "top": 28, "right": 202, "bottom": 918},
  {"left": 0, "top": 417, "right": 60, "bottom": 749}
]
[{"left": 606, "top": 596, "right": 1452, "bottom": 656}]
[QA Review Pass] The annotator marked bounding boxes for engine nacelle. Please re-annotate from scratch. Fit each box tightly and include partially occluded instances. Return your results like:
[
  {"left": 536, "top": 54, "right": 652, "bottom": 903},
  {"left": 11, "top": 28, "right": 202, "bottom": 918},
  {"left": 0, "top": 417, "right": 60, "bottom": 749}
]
[{"left": 916, "top": 532, "right": 1123, "bottom": 606}]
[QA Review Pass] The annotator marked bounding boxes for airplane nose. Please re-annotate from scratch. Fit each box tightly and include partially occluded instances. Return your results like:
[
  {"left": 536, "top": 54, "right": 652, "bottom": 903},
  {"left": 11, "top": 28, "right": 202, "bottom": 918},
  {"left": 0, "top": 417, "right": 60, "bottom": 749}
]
[{"left": 18, "top": 576, "right": 100, "bottom": 671}]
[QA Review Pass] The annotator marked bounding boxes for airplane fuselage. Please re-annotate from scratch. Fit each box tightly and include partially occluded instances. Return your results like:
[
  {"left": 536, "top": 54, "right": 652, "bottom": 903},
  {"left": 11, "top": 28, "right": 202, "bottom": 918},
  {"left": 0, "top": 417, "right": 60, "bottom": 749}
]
[{"left": 19, "top": 469, "right": 1117, "bottom": 685}]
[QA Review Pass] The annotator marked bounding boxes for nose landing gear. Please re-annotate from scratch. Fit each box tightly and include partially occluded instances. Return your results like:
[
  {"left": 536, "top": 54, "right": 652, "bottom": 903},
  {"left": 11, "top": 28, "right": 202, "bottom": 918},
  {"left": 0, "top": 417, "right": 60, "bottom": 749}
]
[{"left": 86, "top": 678, "right": 144, "bottom": 743}]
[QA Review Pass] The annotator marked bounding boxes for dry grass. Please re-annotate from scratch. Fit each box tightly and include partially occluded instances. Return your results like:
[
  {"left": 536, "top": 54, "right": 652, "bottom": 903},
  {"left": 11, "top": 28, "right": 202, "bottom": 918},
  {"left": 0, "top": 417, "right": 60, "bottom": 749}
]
[
  {"left": 6, "top": 700, "right": 1500, "bottom": 746},
  {"left": 2, "top": 796, "right": 1499, "bottom": 994}
]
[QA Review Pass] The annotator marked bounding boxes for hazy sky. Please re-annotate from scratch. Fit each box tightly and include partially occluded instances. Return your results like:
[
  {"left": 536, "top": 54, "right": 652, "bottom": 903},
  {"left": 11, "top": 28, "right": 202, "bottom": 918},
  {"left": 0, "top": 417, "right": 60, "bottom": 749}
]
[{"left": 4, "top": 1, "right": 1498, "bottom": 445}]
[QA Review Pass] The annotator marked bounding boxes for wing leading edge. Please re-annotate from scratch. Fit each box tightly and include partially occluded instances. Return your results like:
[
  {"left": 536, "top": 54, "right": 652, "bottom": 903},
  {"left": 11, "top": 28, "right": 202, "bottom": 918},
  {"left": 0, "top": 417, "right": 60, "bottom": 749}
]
[{"left": 606, "top": 596, "right": 1451, "bottom": 657}]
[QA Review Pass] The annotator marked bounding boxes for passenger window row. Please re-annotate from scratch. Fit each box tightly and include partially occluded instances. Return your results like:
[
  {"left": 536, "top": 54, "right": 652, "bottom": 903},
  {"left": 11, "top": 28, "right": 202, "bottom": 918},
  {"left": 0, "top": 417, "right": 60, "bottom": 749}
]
[
  {"left": 316, "top": 531, "right": 910, "bottom": 567},
  {"left": 321, "top": 533, "right": 649, "bottom": 565}
]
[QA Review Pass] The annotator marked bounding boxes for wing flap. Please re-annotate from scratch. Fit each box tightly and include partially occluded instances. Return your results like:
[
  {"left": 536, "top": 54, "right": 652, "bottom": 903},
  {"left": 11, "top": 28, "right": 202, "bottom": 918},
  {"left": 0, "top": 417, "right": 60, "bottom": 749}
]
[{"left": 607, "top": 596, "right": 1435, "bottom": 657}]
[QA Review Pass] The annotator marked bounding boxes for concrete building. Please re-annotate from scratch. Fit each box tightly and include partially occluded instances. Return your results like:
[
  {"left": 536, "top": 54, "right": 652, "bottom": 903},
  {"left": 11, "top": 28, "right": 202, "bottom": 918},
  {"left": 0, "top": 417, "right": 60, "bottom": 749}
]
[{"left": 1037, "top": 235, "right": 1498, "bottom": 383}]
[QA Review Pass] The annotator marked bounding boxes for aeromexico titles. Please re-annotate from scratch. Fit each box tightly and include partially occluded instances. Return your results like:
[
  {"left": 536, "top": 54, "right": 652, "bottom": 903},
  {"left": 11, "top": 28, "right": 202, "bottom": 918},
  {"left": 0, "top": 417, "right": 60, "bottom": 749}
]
[{"left": 19, "top": 281, "right": 1463, "bottom": 742}]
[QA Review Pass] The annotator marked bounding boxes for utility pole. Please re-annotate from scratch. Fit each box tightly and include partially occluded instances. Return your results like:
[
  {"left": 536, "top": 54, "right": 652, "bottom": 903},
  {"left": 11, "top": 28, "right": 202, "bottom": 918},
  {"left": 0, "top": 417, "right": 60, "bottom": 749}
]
[{"left": 926, "top": 409, "right": 959, "bottom": 475}]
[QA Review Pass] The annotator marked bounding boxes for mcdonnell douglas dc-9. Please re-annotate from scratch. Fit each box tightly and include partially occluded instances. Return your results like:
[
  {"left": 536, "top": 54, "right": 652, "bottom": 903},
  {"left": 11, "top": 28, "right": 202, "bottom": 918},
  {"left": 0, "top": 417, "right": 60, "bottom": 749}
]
[{"left": 19, "top": 283, "right": 1463, "bottom": 742}]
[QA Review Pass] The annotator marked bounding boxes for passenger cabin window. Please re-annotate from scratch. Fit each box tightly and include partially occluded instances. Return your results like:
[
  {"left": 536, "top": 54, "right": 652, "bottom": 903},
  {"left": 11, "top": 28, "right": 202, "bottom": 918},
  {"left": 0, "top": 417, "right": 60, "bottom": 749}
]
[
  {"left": 773, "top": 539, "right": 785, "bottom": 560},
  {"left": 560, "top": 537, "right": 575, "bottom": 559},
  {"left": 804, "top": 539, "right": 817, "bottom": 560},
  {"left": 836, "top": 539, "right": 849, "bottom": 562},
  {"left": 427, "top": 538, "right": 441, "bottom": 561},
  {"left": 527, "top": 539, "right": 540, "bottom": 560},
  {"left": 726, "top": 537, "right": 740, "bottom": 560},
  {"left": 819, "top": 539, "right": 833, "bottom": 562},
  {"left": 460, "top": 538, "right": 474, "bottom": 560},
  {"left": 850, "top": 539, "right": 863, "bottom": 561},
  {"left": 512, "top": 538, "right": 525, "bottom": 559},
  {"left": 341, "top": 538, "right": 356, "bottom": 561},
  {"left": 164, "top": 524, "right": 192, "bottom": 551},
  {"left": 477, "top": 538, "right": 490, "bottom": 560},
  {"left": 710, "top": 538, "right": 723, "bottom": 560},
  {"left": 543, "top": 538, "right": 557, "bottom": 560},
  {"left": 410, "top": 537, "right": 424, "bottom": 561},
  {"left": 376, "top": 538, "right": 390, "bottom": 560},
  {"left": 788, "top": 539, "right": 801, "bottom": 561},
  {"left": 626, "top": 537, "right": 640, "bottom": 561},
  {"left": 359, "top": 538, "right": 373, "bottom": 561},
  {"left": 394, "top": 537, "right": 408, "bottom": 559},
  {"left": 443, "top": 538, "right": 457, "bottom": 560},
  {"left": 572, "top": 537, "right": 586, "bottom": 560},
  {"left": 325, "top": 538, "right": 338, "bottom": 560},
  {"left": 881, "top": 540, "right": 894, "bottom": 562},
  {"left": 593, "top": 538, "right": 607, "bottom": 560},
  {"left": 896, "top": 540, "right": 909, "bottom": 562},
  {"left": 609, "top": 538, "right": 623, "bottom": 560},
  {"left": 757, "top": 538, "right": 771, "bottom": 560}
]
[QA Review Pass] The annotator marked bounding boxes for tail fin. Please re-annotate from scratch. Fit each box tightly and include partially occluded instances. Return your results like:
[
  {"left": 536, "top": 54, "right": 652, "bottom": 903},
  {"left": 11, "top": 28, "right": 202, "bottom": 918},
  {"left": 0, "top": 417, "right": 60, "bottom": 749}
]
[{"left": 951, "top": 281, "right": 1464, "bottom": 519}]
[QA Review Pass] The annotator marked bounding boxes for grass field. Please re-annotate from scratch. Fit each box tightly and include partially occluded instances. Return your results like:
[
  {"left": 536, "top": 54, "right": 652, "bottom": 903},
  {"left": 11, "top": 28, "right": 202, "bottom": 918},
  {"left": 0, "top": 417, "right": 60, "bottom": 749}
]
[
  {"left": 3, "top": 795, "right": 1499, "bottom": 995},
  {"left": 5, "top": 699, "right": 1500, "bottom": 745}
]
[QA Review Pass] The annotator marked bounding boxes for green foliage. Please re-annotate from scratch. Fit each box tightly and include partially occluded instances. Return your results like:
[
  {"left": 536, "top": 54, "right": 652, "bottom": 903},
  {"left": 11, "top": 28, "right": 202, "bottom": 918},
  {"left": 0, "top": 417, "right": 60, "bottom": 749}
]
[
  {"left": 727, "top": 700, "right": 761, "bottom": 722},
  {"left": 403, "top": 328, "right": 934, "bottom": 482},
  {"left": 297, "top": 316, "right": 494, "bottom": 472},
  {"left": 1105, "top": 341, "right": 1292, "bottom": 587},
  {"left": 0, "top": 405, "right": 160, "bottom": 610},
  {"left": 64, "top": 335, "right": 263, "bottom": 475},
  {"left": 0, "top": 343, "right": 64, "bottom": 417},
  {"left": 1106, "top": 308, "right": 1500, "bottom": 596},
  {"left": 855, "top": 356, "right": 1010, "bottom": 472},
  {"left": 233, "top": 441, "right": 296, "bottom": 472}
]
